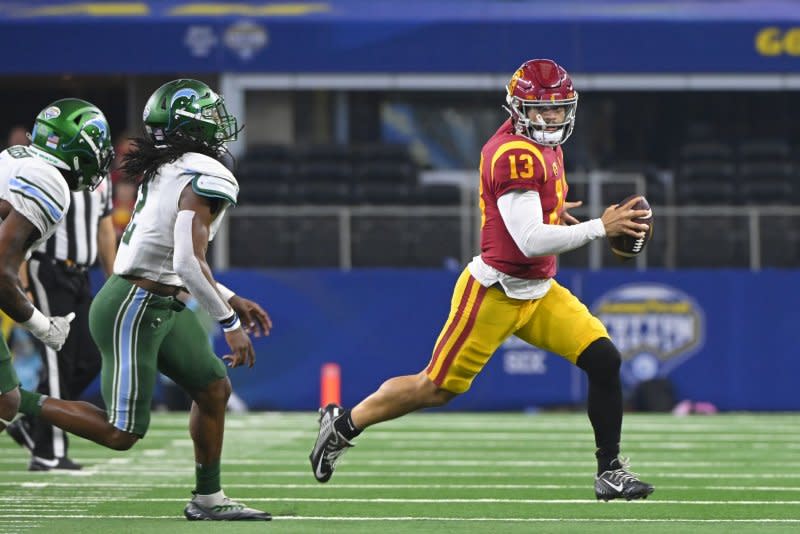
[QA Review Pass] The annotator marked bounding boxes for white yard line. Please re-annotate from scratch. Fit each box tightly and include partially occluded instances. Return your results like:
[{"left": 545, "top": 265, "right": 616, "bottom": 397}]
[
  {"left": 5, "top": 481, "right": 800, "bottom": 492},
  {"left": 135, "top": 429, "right": 800, "bottom": 441},
  {"left": 3, "top": 481, "right": 800, "bottom": 492},
  {"left": 53, "top": 458, "right": 800, "bottom": 468},
  {"left": 7, "top": 469, "right": 800, "bottom": 479},
  {"left": 2, "top": 514, "right": 800, "bottom": 524},
  {"left": 6, "top": 496, "right": 800, "bottom": 505}
]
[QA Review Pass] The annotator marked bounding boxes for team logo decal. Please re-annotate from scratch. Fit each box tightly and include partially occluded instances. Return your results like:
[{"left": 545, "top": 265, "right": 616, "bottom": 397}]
[
  {"left": 84, "top": 116, "right": 109, "bottom": 141},
  {"left": 43, "top": 106, "right": 61, "bottom": 119},
  {"left": 507, "top": 68, "right": 523, "bottom": 95},
  {"left": 171, "top": 88, "right": 200, "bottom": 107},
  {"left": 592, "top": 283, "right": 705, "bottom": 386}
]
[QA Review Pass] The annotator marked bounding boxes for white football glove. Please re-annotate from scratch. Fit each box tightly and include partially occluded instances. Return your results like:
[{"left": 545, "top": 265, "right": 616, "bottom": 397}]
[{"left": 28, "top": 312, "right": 75, "bottom": 351}]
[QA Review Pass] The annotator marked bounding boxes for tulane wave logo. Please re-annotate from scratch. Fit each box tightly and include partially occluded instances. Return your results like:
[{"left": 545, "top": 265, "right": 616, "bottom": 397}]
[{"left": 592, "top": 283, "right": 704, "bottom": 387}]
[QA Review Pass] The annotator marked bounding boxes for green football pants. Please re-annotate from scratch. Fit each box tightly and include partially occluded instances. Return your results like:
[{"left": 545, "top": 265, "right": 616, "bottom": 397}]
[{"left": 89, "top": 275, "right": 227, "bottom": 436}]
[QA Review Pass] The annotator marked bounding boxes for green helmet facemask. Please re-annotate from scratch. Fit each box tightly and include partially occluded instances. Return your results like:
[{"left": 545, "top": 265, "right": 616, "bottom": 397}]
[
  {"left": 142, "top": 79, "right": 238, "bottom": 148},
  {"left": 29, "top": 98, "right": 113, "bottom": 191}
]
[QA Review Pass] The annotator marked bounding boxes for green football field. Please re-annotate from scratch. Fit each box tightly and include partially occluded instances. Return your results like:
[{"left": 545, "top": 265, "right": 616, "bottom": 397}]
[{"left": 1, "top": 412, "right": 799, "bottom": 533}]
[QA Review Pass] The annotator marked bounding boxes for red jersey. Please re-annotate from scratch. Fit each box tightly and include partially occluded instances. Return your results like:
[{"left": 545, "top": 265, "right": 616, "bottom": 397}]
[{"left": 478, "top": 119, "right": 568, "bottom": 279}]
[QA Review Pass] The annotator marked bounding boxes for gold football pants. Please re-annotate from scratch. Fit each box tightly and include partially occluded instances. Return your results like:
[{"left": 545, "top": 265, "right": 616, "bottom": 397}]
[{"left": 425, "top": 268, "right": 609, "bottom": 393}]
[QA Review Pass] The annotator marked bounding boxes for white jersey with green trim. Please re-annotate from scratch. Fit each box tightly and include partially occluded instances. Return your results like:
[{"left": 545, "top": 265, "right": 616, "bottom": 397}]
[
  {"left": 114, "top": 152, "right": 239, "bottom": 286},
  {"left": 0, "top": 145, "right": 70, "bottom": 257}
]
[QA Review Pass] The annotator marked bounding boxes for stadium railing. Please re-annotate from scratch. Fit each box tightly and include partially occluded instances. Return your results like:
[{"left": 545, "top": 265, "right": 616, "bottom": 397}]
[{"left": 213, "top": 171, "right": 798, "bottom": 270}]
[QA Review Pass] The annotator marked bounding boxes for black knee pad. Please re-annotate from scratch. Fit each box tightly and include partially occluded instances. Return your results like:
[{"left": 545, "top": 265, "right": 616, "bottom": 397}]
[{"left": 576, "top": 338, "right": 621, "bottom": 377}]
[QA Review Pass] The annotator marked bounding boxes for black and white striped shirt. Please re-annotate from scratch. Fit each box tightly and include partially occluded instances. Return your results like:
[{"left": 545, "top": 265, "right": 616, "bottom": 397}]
[{"left": 38, "top": 179, "right": 113, "bottom": 268}]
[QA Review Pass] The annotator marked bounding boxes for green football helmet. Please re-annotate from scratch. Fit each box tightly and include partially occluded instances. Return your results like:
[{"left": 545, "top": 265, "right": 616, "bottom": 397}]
[
  {"left": 29, "top": 98, "right": 113, "bottom": 191},
  {"left": 142, "top": 79, "right": 238, "bottom": 148}
]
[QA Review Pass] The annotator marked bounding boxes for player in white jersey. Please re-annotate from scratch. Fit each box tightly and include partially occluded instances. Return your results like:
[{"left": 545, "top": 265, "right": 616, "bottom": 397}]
[
  {"left": 113, "top": 151, "right": 237, "bottom": 284},
  {"left": 17, "top": 80, "right": 273, "bottom": 521},
  {"left": 0, "top": 98, "right": 112, "bottom": 430}
]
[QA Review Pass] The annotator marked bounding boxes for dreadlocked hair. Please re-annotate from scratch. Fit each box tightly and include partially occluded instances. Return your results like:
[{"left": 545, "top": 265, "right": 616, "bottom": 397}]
[{"left": 121, "top": 135, "right": 231, "bottom": 185}]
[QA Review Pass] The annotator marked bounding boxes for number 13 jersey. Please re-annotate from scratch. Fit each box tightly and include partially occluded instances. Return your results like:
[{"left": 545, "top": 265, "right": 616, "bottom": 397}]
[{"left": 477, "top": 119, "right": 567, "bottom": 281}]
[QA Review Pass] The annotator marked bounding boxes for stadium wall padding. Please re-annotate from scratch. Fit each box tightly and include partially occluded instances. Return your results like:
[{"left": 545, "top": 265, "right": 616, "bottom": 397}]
[{"left": 87, "top": 268, "right": 800, "bottom": 411}]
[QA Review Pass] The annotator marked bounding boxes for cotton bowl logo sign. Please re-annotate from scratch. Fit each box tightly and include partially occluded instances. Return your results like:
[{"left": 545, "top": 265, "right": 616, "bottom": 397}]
[{"left": 592, "top": 283, "right": 704, "bottom": 386}]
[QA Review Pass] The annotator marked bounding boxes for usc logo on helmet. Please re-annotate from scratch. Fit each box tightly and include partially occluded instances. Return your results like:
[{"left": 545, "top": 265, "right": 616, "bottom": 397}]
[{"left": 507, "top": 69, "right": 524, "bottom": 96}]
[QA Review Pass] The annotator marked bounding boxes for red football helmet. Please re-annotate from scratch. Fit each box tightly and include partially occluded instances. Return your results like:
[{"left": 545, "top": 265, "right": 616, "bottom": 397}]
[{"left": 505, "top": 59, "right": 579, "bottom": 146}]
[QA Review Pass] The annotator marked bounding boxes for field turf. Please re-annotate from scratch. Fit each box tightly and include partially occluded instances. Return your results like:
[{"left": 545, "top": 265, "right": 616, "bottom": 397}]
[{"left": 1, "top": 412, "right": 799, "bottom": 533}]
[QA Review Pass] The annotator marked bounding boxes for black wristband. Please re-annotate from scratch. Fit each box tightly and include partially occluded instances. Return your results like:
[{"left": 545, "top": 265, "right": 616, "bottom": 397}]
[{"left": 220, "top": 311, "right": 241, "bottom": 332}]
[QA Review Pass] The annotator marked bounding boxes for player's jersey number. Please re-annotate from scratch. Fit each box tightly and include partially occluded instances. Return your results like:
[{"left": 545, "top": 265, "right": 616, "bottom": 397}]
[
  {"left": 7, "top": 146, "right": 31, "bottom": 159},
  {"left": 508, "top": 153, "right": 534, "bottom": 180},
  {"left": 548, "top": 176, "right": 566, "bottom": 225},
  {"left": 121, "top": 182, "right": 148, "bottom": 245}
]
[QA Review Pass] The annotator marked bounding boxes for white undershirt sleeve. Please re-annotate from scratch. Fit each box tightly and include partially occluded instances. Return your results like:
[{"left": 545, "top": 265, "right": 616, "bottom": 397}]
[
  {"left": 498, "top": 190, "right": 606, "bottom": 257},
  {"left": 173, "top": 210, "right": 235, "bottom": 322},
  {"left": 216, "top": 282, "right": 235, "bottom": 303}
]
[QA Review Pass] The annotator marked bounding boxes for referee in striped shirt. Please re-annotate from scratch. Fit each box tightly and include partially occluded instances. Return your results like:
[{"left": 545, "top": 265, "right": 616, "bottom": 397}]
[{"left": 8, "top": 176, "right": 116, "bottom": 471}]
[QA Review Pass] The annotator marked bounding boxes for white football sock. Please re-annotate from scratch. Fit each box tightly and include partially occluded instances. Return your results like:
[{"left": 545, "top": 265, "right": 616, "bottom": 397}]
[{"left": 193, "top": 489, "right": 226, "bottom": 506}]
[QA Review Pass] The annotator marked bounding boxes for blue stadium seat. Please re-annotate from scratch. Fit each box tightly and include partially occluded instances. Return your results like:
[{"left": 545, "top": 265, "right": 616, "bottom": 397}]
[
  {"left": 229, "top": 217, "right": 294, "bottom": 267},
  {"left": 737, "top": 139, "right": 791, "bottom": 163},
  {"left": 351, "top": 217, "right": 414, "bottom": 266},
  {"left": 678, "top": 141, "right": 734, "bottom": 163},
  {"left": 760, "top": 216, "right": 800, "bottom": 268},
  {"left": 353, "top": 161, "right": 416, "bottom": 204},
  {"left": 292, "top": 217, "right": 342, "bottom": 266},
  {"left": 294, "top": 161, "right": 353, "bottom": 204},
  {"left": 411, "top": 183, "right": 461, "bottom": 205},
  {"left": 675, "top": 162, "right": 737, "bottom": 204},
  {"left": 245, "top": 143, "right": 292, "bottom": 162},
  {"left": 352, "top": 143, "right": 414, "bottom": 164},
  {"left": 407, "top": 217, "right": 462, "bottom": 266},
  {"left": 676, "top": 217, "right": 748, "bottom": 267},
  {"left": 236, "top": 160, "right": 295, "bottom": 204},
  {"left": 295, "top": 144, "right": 353, "bottom": 164},
  {"left": 737, "top": 162, "right": 795, "bottom": 205}
]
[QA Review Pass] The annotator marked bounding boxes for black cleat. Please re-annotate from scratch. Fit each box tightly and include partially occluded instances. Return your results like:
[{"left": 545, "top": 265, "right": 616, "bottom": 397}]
[
  {"left": 184, "top": 493, "right": 271, "bottom": 521},
  {"left": 595, "top": 457, "right": 654, "bottom": 501},
  {"left": 309, "top": 403, "right": 353, "bottom": 483},
  {"left": 29, "top": 456, "right": 83, "bottom": 471}
]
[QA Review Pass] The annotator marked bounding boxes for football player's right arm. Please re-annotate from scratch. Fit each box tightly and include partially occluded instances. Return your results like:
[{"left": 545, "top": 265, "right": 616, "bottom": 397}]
[
  {"left": 0, "top": 205, "right": 40, "bottom": 321},
  {"left": 0, "top": 204, "right": 73, "bottom": 350}
]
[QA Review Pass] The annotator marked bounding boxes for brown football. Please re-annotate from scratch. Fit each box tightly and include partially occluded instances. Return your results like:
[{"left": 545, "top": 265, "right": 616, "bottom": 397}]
[{"left": 608, "top": 195, "right": 654, "bottom": 259}]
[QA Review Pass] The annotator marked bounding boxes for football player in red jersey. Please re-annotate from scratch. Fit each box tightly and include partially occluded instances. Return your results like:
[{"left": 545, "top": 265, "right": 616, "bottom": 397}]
[{"left": 310, "top": 59, "right": 654, "bottom": 501}]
